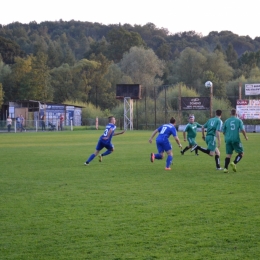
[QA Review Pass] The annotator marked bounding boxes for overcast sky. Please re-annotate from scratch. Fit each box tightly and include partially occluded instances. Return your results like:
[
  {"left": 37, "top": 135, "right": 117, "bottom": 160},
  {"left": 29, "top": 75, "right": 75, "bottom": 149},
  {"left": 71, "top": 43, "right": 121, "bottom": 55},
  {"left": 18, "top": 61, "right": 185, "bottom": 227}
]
[{"left": 1, "top": 0, "right": 259, "bottom": 39}]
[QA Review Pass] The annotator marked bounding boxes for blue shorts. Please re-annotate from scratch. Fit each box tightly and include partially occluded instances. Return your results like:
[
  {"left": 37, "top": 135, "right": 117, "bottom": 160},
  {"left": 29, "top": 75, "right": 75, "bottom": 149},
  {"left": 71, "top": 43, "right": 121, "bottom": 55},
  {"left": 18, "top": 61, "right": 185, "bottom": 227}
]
[
  {"left": 156, "top": 139, "right": 172, "bottom": 153},
  {"left": 96, "top": 139, "right": 114, "bottom": 151}
]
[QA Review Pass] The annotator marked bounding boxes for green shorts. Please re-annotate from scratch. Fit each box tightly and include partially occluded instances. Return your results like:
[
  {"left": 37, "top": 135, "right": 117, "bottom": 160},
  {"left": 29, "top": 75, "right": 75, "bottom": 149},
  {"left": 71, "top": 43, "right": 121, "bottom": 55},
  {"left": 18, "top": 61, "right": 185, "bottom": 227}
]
[
  {"left": 225, "top": 141, "right": 244, "bottom": 155},
  {"left": 187, "top": 137, "right": 197, "bottom": 146},
  {"left": 205, "top": 135, "right": 216, "bottom": 152}
]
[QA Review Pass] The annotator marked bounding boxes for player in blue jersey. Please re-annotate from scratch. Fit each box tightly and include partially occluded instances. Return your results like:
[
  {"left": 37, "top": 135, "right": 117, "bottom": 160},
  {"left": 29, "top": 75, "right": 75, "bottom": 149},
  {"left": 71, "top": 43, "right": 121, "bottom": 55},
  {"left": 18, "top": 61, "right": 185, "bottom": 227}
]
[
  {"left": 84, "top": 116, "right": 125, "bottom": 165},
  {"left": 149, "top": 117, "right": 182, "bottom": 170}
]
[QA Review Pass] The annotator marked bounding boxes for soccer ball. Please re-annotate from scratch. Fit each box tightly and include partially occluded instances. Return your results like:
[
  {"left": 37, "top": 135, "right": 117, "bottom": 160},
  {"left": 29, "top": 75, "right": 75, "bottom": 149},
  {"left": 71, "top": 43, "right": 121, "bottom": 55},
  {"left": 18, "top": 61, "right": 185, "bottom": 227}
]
[{"left": 205, "top": 81, "right": 213, "bottom": 88}]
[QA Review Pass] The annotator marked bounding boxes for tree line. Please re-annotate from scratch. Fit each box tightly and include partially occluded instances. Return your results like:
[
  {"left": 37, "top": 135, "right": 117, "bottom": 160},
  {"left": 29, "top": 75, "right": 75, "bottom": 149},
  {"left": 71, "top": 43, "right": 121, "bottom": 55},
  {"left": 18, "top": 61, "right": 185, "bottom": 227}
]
[{"left": 1, "top": 20, "right": 260, "bottom": 111}]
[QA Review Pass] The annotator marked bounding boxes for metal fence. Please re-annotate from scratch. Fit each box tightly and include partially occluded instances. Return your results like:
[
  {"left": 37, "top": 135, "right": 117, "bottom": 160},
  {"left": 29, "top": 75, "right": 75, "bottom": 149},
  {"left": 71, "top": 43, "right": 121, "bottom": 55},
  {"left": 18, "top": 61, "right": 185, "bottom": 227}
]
[
  {"left": 113, "top": 84, "right": 260, "bottom": 129},
  {"left": 0, "top": 119, "right": 74, "bottom": 133},
  {"left": 1, "top": 115, "right": 260, "bottom": 133}
]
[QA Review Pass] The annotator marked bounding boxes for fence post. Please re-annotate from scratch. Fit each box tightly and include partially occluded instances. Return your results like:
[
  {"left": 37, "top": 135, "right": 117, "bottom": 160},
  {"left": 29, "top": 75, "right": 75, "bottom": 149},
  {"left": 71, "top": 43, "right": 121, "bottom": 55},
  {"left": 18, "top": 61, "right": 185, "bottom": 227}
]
[
  {"left": 154, "top": 86, "right": 156, "bottom": 129},
  {"left": 95, "top": 117, "right": 98, "bottom": 130},
  {"left": 70, "top": 120, "right": 73, "bottom": 131}
]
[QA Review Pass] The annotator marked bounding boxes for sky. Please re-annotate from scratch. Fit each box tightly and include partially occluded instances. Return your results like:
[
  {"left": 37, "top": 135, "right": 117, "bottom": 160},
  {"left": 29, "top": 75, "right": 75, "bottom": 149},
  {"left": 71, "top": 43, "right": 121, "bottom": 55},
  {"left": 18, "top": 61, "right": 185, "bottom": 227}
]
[{"left": 1, "top": 0, "right": 259, "bottom": 39}]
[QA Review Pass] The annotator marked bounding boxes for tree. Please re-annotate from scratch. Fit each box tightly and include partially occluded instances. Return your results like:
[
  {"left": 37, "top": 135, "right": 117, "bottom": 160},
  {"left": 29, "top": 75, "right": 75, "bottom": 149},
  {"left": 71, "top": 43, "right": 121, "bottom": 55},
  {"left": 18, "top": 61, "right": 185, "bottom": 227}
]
[
  {"left": 156, "top": 43, "right": 171, "bottom": 60},
  {"left": 84, "top": 37, "right": 109, "bottom": 59},
  {"left": 173, "top": 47, "right": 207, "bottom": 90},
  {"left": 2, "top": 52, "right": 53, "bottom": 101},
  {"left": 204, "top": 50, "right": 234, "bottom": 98},
  {"left": 51, "top": 64, "right": 75, "bottom": 103},
  {"left": 75, "top": 36, "right": 92, "bottom": 60},
  {"left": 107, "top": 28, "right": 146, "bottom": 62},
  {"left": 199, "top": 70, "right": 219, "bottom": 97},
  {"left": 6, "top": 55, "right": 33, "bottom": 100},
  {"left": 63, "top": 45, "right": 76, "bottom": 66},
  {"left": 32, "top": 35, "right": 48, "bottom": 55},
  {"left": 0, "top": 83, "right": 4, "bottom": 107},
  {"left": 250, "top": 67, "right": 260, "bottom": 78},
  {"left": 214, "top": 43, "right": 224, "bottom": 53},
  {"left": 0, "top": 36, "right": 25, "bottom": 64},
  {"left": 0, "top": 57, "right": 11, "bottom": 83},
  {"left": 105, "top": 63, "right": 133, "bottom": 88},
  {"left": 119, "top": 46, "right": 165, "bottom": 97},
  {"left": 226, "top": 43, "right": 238, "bottom": 69},
  {"left": 0, "top": 57, "right": 12, "bottom": 103},
  {"left": 73, "top": 58, "right": 100, "bottom": 103},
  {"left": 27, "top": 52, "right": 53, "bottom": 101},
  {"left": 50, "top": 59, "right": 100, "bottom": 103},
  {"left": 167, "top": 47, "right": 233, "bottom": 97},
  {"left": 87, "top": 54, "right": 118, "bottom": 110},
  {"left": 47, "top": 42, "right": 63, "bottom": 68},
  {"left": 238, "top": 50, "right": 260, "bottom": 78}
]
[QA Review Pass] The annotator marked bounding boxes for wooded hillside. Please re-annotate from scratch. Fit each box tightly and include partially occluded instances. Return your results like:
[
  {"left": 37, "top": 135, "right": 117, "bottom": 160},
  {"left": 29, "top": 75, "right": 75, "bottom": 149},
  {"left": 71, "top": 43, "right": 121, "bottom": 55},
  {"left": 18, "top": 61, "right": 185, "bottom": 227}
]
[{"left": 1, "top": 20, "right": 260, "bottom": 110}]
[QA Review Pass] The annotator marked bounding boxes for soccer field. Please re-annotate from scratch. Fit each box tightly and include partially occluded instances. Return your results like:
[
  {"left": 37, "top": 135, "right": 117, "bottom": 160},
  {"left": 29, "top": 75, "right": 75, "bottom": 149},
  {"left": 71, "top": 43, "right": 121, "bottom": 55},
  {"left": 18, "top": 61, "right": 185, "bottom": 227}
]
[{"left": 1, "top": 130, "right": 260, "bottom": 259}]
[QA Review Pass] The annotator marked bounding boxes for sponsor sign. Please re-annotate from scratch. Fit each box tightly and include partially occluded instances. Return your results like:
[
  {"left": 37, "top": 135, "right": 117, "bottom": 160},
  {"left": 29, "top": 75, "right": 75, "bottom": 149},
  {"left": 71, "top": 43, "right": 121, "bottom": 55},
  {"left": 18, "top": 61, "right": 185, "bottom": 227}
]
[
  {"left": 181, "top": 97, "right": 210, "bottom": 110},
  {"left": 8, "top": 107, "right": 15, "bottom": 118},
  {"left": 46, "top": 105, "right": 65, "bottom": 113},
  {"left": 245, "top": 84, "right": 260, "bottom": 95},
  {"left": 236, "top": 99, "right": 260, "bottom": 119},
  {"left": 44, "top": 105, "right": 65, "bottom": 123}
]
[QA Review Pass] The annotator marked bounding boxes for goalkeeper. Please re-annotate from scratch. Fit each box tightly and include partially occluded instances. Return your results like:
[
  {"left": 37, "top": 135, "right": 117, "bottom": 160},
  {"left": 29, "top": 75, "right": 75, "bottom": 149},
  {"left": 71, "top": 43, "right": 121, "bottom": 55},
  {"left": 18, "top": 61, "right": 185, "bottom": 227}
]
[{"left": 149, "top": 117, "right": 182, "bottom": 170}]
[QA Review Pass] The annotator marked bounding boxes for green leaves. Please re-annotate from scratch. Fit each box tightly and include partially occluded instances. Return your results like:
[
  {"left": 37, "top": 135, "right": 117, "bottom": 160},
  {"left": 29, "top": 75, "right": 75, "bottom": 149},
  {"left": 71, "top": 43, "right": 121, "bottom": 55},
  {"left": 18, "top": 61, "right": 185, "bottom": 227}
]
[
  {"left": 119, "top": 46, "right": 165, "bottom": 97},
  {"left": 0, "top": 82, "right": 4, "bottom": 107},
  {"left": 0, "top": 36, "right": 25, "bottom": 64},
  {"left": 107, "top": 27, "right": 146, "bottom": 62}
]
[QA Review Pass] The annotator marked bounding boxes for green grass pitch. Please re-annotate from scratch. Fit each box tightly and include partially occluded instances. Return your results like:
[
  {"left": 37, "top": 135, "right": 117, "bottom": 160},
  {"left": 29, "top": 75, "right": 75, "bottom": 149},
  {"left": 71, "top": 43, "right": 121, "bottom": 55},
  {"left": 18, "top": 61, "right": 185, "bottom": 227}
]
[{"left": 1, "top": 130, "right": 260, "bottom": 259}]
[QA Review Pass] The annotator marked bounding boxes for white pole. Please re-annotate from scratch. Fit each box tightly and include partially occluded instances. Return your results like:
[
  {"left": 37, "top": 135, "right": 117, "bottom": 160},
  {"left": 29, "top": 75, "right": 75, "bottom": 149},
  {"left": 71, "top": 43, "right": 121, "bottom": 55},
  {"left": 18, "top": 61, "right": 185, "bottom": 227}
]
[
  {"left": 96, "top": 117, "right": 98, "bottom": 130},
  {"left": 210, "top": 84, "right": 213, "bottom": 118},
  {"left": 70, "top": 120, "right": 73, "bottom": 131}
]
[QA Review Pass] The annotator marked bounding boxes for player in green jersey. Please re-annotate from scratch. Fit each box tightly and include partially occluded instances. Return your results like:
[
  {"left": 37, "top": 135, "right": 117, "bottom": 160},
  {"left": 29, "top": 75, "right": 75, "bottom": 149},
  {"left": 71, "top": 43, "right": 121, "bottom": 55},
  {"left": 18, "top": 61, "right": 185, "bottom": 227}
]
[
  {"left": 191, "top": 109, "right": 223, "bottom": 170},
  {"left": 222, "top": 109, "right": 248, "bottom": 173},
  {"left": 181, "top": 115, "right": 202, "bottom": 156}
]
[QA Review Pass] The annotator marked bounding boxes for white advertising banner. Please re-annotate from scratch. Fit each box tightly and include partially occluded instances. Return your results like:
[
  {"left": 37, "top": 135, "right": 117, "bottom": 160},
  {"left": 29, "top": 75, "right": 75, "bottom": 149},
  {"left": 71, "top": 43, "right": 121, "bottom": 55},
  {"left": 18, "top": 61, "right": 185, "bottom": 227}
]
[
  {"left": 245, "top": 84, "right": 260, "bottom": 95},
  {"left": 236, "top": 99, "right": 260, "bottom": 119}
]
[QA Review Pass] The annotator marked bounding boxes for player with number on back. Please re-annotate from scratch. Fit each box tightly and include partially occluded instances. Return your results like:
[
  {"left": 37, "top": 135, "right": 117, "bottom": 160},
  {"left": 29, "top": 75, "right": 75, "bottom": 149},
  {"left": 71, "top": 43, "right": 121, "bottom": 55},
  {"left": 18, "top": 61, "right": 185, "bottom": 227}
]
[
  {"left": 84, "top": 116, "right": 125, "bottom": 165},
  {"left": 149, "top": 117, "right": 182, "bottom": 170},
  {"left": 222, "top": 109, "right": 248, "bottom": 173},
  {"left": 191, "top": 109, "right": 223, "bottom": 170}
]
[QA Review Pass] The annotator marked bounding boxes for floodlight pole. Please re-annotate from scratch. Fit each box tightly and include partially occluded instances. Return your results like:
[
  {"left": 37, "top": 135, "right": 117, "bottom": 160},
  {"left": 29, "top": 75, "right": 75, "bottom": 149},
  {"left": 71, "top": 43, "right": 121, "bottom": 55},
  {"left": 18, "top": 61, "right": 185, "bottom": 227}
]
[
  {"left": 239, "top": 82, "right": 242, "bottom": 99},
  {"left": 210, "top": 84, "right": 213, "bottom": 117},
  {"left": 124, "top": 97, "right": 133, "bottom": 130}
]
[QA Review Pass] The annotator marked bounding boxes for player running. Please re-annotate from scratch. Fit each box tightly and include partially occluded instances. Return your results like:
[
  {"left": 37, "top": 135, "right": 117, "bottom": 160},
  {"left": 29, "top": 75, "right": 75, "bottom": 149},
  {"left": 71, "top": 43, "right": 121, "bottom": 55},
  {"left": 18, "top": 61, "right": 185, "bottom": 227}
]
[
  {"left": 191, "top": 109, "right": 223, "bottom": 170},
  {"left": 181, "top": 115, "right": 202, "bottom": 156},
  {"left": 84, "top": 116, "right": 125, "bottom": 165},
  {"left": 149, "top": 117, "right": 182, "bottom": 170},
  {"left": 222, "top": 109, "right": 248, "bottom": 173}
]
